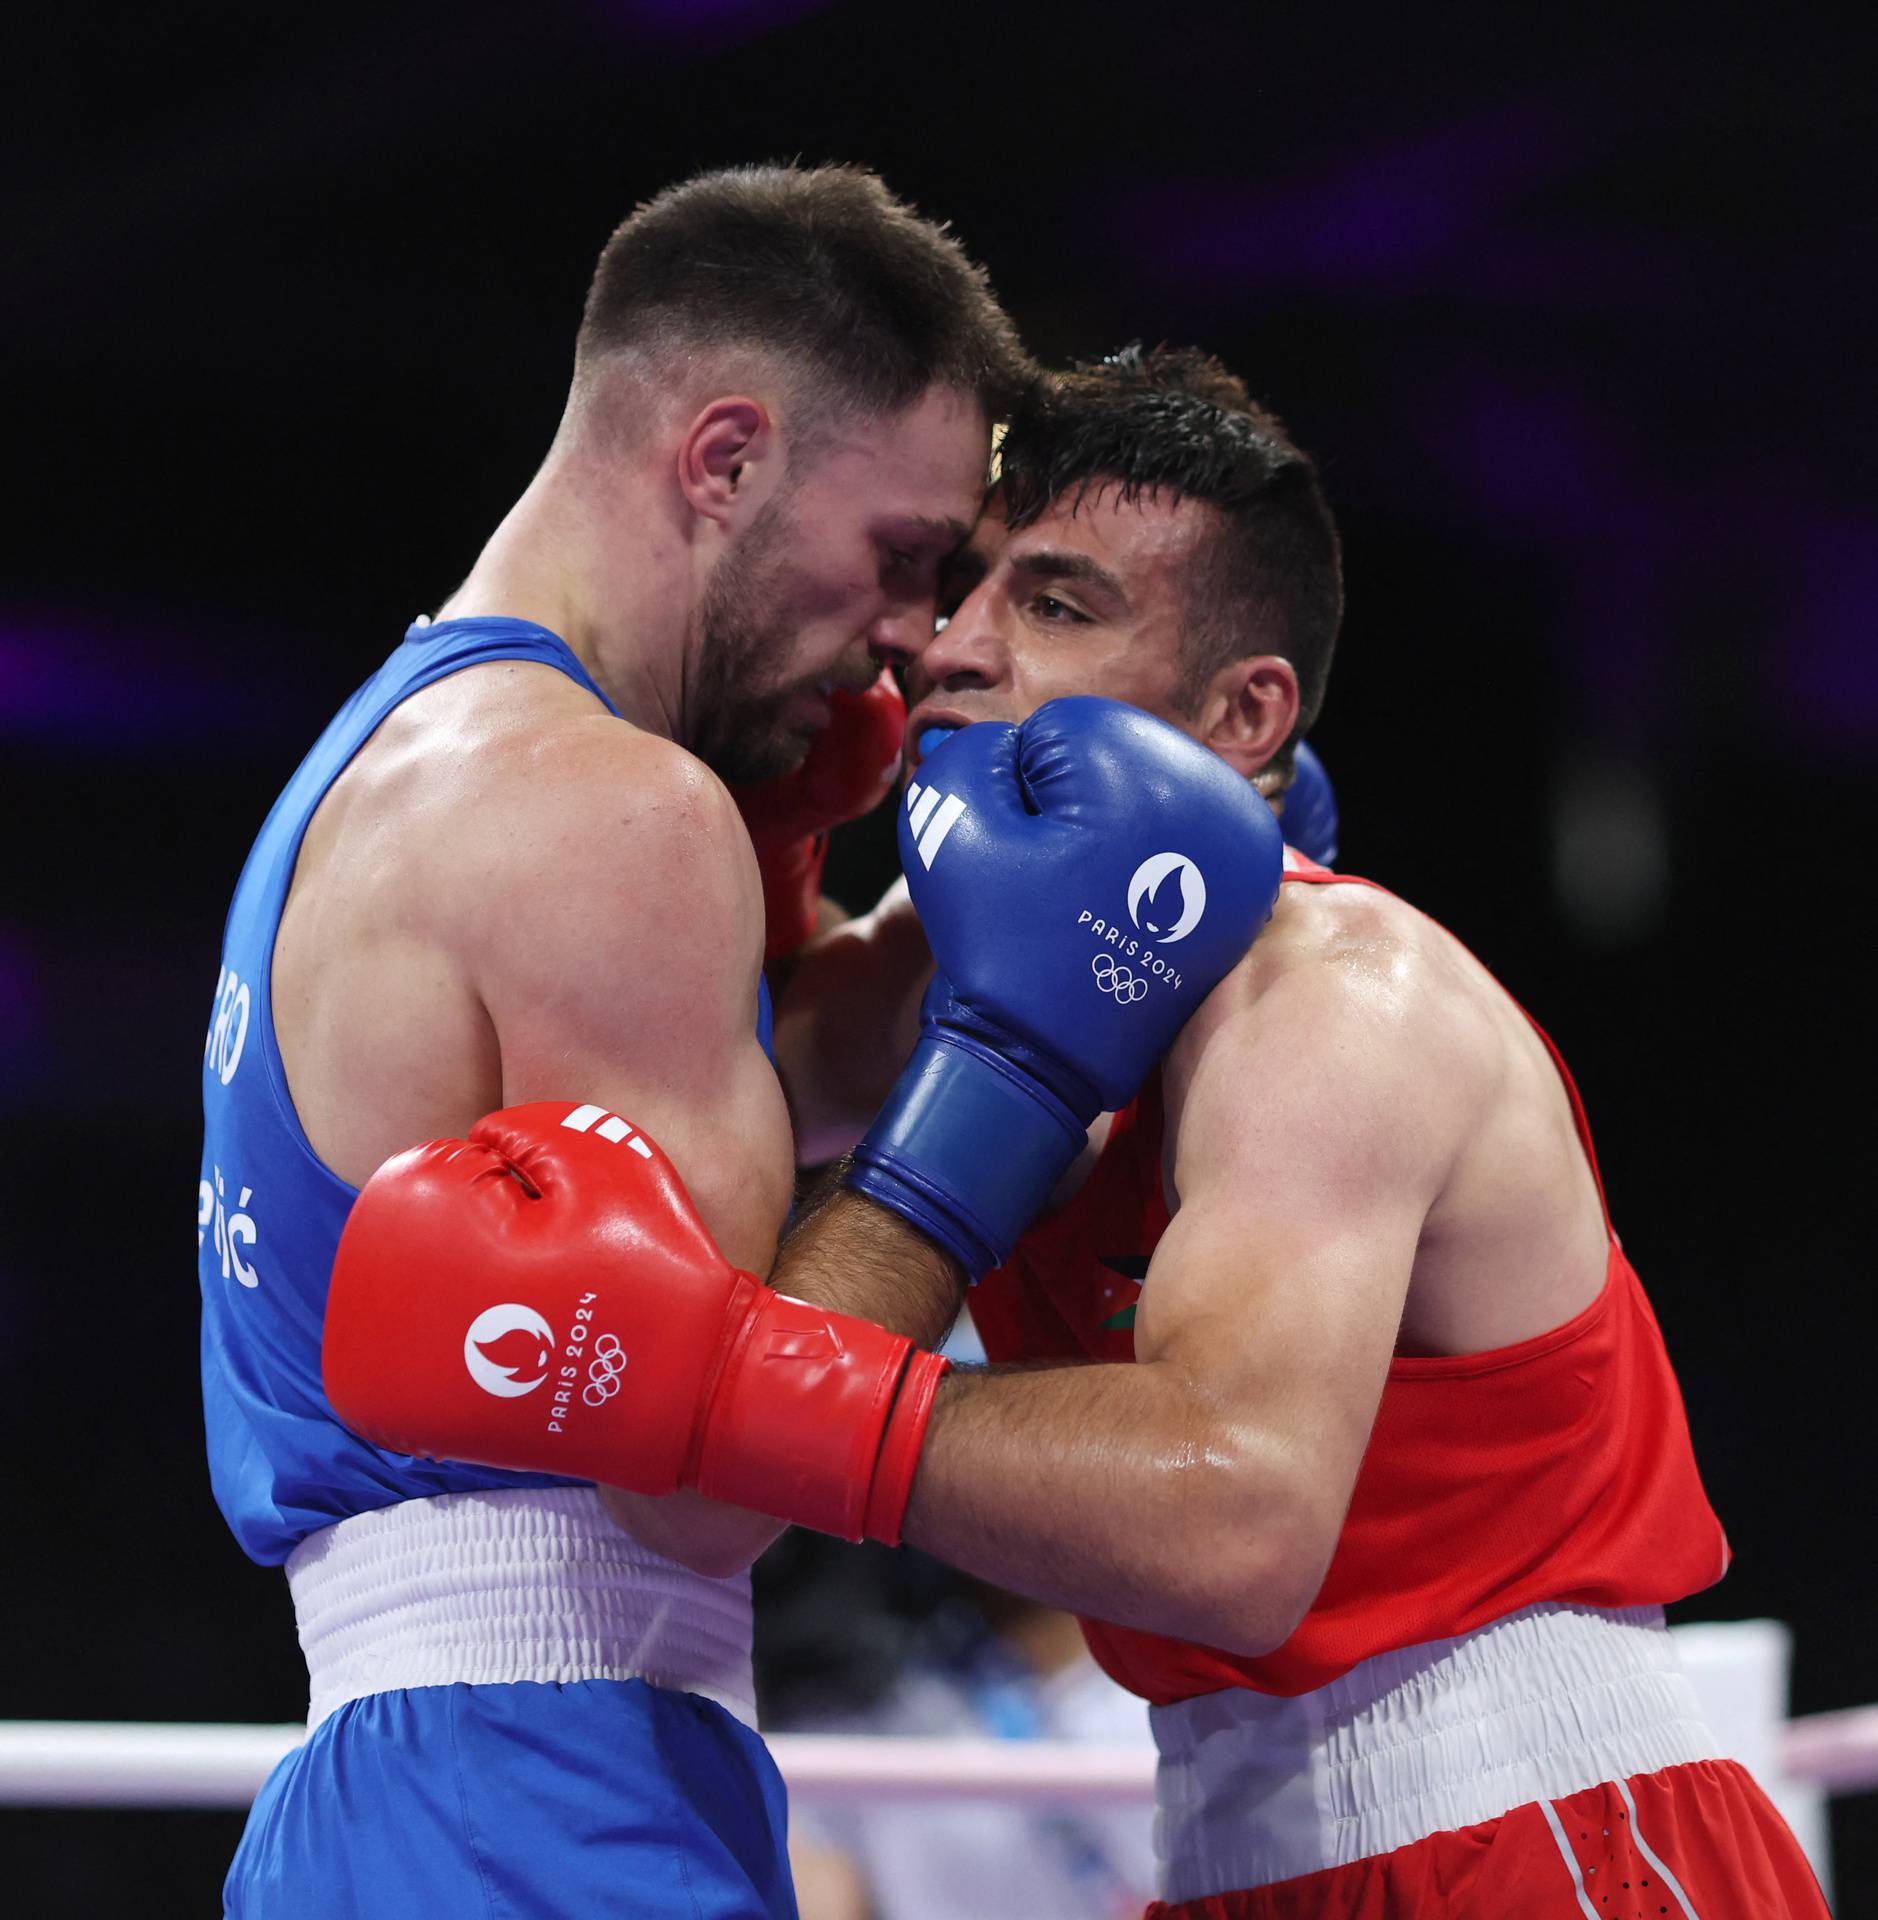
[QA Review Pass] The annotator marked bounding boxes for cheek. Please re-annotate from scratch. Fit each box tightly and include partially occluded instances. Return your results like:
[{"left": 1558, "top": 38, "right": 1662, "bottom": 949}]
[
  {"left": 804, "top": 539, "right": 887, "bottom": 622},
  {"left": 776, "top": 555, "right": 880, "bottom": 632},
  {"left": 1099, "top": 638, "right": 1184, "bottom": 712},
  {"left": 1015, "top": 658, "right": 1087, "bottom": 709},
  {"left": 1011, "top": 636, "right": 1150, "bottom": 711}
]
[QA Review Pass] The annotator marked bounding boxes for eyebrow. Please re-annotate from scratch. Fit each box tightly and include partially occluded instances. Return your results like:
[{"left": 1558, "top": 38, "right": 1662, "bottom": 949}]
[
  {"left": 1009, "top": 546, "right": 1129, "bottom": 608},
  {"left": 887, "top": 514, "right": 974, "bottom": 550}
]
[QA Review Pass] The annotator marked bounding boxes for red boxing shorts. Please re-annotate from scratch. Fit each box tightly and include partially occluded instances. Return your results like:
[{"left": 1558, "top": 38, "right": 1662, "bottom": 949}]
[
  {"left": 1148, "top": 1758, "right": 1826, "bottom": 1918},
  {"left": 1145, "top": 1605, "right": 1828, "bottom": 1919}
]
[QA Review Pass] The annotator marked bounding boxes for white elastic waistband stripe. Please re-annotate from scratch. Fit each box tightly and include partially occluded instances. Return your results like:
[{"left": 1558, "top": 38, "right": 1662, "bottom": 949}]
[
  {"left": 1150, "top": 1604, "right": 1723, "bottom": 1902},
  {"left": 285, "top": 1488, "right": 757, "bottom": 1731}
]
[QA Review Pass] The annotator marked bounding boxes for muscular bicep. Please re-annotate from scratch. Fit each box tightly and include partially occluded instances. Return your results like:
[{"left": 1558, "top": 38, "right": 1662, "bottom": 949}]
[
  {"left": 471, "top": 731, "right": 796, "bottom": 1277},
  {"left": 1135, "top": 965, "right": 1460, "bottom": 1552}
]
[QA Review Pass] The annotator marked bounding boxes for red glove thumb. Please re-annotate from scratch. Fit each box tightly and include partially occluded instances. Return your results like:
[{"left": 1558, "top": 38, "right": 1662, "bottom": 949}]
[{"left": 732, "top": 669, "right": 907, "bottom": 961}]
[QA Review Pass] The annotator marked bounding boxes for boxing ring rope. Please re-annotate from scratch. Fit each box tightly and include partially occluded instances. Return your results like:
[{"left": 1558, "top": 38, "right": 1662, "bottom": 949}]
[{"left": 2, "top": 1710, "right": 1875, "bottom": 1810}]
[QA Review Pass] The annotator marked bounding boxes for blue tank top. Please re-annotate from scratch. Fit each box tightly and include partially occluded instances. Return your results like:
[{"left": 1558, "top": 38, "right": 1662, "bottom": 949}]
[{"left": 198, "top": 616, "right": 775, "bottom": 1566}]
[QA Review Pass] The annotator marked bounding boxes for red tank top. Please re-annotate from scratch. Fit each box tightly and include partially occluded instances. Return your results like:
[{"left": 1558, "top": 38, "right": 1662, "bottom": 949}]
[{"left": 970, "top": 856, "right": 1730, "bottom": 1703}]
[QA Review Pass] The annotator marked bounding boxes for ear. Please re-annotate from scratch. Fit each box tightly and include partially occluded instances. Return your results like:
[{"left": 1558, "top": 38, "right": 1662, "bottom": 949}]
[
  {"left": 675, "top": 397, "right": 776, "bottom": 529},
  {"left": 1191, "top": 654, "right": 1300, "bottom": 784}
]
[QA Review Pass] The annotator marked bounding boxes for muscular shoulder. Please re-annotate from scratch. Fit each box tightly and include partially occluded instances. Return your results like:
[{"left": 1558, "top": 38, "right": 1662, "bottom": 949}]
[
  {"left": 476, "top": 713, "right": 752, "bottom": 913},
  {"left": 367, "top": 673, "right": 762, "bottom": 978},
  {"left": 308, "top": 663, "right": 764, "bottom": 1063},
  {"left": 1178, "top": 880, "right": 1493, "bottom": 1061},
  {"left": 309, "top": 662, "right": 739, "bottom": 914},
  {"left": 1163, "top": 880, "right": 1500, "bottom": 1195}
]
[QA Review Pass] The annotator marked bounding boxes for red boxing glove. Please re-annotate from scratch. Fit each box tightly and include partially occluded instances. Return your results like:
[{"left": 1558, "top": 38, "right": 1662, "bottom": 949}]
[
  {"left": 322, "top": 1101, "right": 948, "bottom": 1544},
  {"left": 730, "top": 668, "right": 907, "bottom": 962}
]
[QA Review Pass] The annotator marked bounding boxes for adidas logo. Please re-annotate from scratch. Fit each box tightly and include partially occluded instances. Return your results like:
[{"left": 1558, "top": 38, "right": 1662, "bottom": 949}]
[
  {"left": 903, "top": 781, "right": 968, "bottom": 869},
  {"left": 560, "top": 1104, "right": 653, "bottom": 1159}
]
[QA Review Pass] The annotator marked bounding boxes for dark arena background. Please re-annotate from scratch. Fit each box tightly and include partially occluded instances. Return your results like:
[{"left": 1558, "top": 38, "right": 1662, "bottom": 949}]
[{"left": 3, "top": 2, "right": 1873, "bottom": 1913}]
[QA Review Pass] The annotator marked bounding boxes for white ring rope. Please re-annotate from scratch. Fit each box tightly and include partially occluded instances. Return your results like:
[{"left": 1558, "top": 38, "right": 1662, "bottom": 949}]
[{"left": 0, "top": 1712, "right": 1872, "bottom": 1810}]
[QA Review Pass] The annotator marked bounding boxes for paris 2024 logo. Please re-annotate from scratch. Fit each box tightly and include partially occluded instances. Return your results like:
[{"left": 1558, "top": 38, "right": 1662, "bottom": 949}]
[{"left": 1076, "top": 851, "right": 1208, "bottom": 1003}]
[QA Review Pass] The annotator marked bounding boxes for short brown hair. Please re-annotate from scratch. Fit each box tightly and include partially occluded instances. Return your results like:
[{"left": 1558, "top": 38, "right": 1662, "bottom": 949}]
[
  {"left": 577, "top": 163, "right": 1032, "bottom": 439},
  {"left": 998, "top": 344, "right": 1343, "bottom": 755}
]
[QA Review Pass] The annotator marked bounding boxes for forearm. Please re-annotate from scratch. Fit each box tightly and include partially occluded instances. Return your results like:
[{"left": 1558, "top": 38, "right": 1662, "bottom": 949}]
[
  {"left": 901, "top": 1359, "right": 1315, "bottom": 1654},
  {"left": 603, "top": 1172, "right": 958, "bottom": 1570},
  {"left": 764, "top": 1169, "right": 1301, "bottom": 1636},
  {"left": 771, "top": 1175, "right": 965, "bottom": 1348}
]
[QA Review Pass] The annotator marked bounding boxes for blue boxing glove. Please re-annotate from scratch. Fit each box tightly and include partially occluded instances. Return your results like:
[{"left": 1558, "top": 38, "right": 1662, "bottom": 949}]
[
  {"left": 848, "top": 696, "right": 1284, "bottom": 1276},
  {"left": 1283, "top": 740, "right": 1339, "bottom": 866}
]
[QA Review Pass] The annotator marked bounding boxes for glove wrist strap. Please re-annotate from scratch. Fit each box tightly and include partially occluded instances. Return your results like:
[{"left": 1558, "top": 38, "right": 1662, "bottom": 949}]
[
  {"left": 693, "top": 1285, "right": 919, "bottom": 1543},
  {"left": 862, "top": 1348, "right": 951, "bottom": 1546},
  {"left": 847, "top": 1030, "right": 1093, "bottom": 1277}
]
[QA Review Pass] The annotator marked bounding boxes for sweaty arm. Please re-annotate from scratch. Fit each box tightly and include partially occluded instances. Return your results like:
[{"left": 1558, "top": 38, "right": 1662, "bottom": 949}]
[
  {"left": 894, "top": 948, "right": 1463, "bottom": 1653},
  {"left": 461, "top": 722, "right": 795, "bottom": 1573},
  {"left": 474, "top": 727, "right": 789, "bottom": 1272},
  {"left": 468, "top": 725, "right": 967, "bottom": 1568}
]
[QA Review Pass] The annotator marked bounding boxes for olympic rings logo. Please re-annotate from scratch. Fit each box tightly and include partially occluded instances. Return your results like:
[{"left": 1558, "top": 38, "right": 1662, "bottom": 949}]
[
  {"left": 582, "top": 1333, "right": 629, "bottom": 1406},
  {"left": 1091, "top": 954, "right": 1149, "bottom": 1004}
]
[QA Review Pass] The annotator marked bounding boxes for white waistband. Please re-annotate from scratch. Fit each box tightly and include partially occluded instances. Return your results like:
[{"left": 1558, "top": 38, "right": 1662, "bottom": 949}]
[
  {"left": 285, "top": 1488, "right": 756, "bottom": 1731},
  {"left": 1150, "top": 1603, "right": 1722, "bottom": 1901}
]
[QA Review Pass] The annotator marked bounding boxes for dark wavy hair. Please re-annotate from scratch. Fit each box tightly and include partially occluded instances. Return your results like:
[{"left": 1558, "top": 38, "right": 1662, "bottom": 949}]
[{"left": 997, "top": 344, "right": 1343, "bottom": 751}]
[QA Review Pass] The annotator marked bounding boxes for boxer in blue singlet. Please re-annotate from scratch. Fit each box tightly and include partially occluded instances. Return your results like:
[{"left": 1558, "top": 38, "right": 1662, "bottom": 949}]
[
  {"left": 206, "top": 617, "right": 789, "bottom": 1916},
  {"left": 197, "top": 163, "right": 1026, "bottom": 1917}
]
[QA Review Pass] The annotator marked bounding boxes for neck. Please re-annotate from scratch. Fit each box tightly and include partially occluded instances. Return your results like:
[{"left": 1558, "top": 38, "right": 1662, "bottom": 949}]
[{"left": 436, "top": 442, "right": 699, "bottom": 743}]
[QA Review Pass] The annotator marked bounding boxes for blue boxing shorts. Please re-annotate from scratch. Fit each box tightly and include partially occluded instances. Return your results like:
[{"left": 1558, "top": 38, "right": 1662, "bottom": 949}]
[
  {"left": 227, "top": 1676, "right": 795, "bottom": 1918},
  {"left": 227, "top": 1488, "right": 795, "bottom": 1919}
]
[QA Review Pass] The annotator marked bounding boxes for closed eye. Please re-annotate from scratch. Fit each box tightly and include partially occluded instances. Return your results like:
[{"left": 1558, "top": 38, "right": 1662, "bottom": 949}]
[{"left": 1033, "top": 593, "right": 1090, "bottom": 624}]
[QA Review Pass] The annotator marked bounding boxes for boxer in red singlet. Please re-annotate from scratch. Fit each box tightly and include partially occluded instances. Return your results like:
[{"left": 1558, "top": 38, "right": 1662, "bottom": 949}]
[
  {"left": 772, "top": 347, "right": 1829, "bottom": 1917},
  {"left": 320, "top": 344, "right": 1830, "bottom": 1916}
]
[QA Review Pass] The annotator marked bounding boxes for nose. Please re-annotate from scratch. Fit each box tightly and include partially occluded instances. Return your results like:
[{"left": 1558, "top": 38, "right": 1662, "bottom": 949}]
[
  {"left": 904, "top": 579, "right": 1008, "bottom": 697},
  {"left": 865, "top": 597, "right": 940, "bottom": 677}
]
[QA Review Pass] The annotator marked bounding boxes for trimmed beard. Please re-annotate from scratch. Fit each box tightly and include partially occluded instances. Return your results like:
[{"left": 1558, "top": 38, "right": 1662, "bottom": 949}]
[{"left": 691, "top": 488, "right": 819, "bottom": 784}]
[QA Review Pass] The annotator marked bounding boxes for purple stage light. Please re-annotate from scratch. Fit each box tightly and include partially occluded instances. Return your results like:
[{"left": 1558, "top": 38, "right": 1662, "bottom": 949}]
[
  {"left": 1775, "top": 514, "right": 1878, "bottom": 755},
  {"left": 0, "top": 613, "right": 312, "bottom": 750},
  {"left": 1112, "top": 102, "right": 1585, "bottom": 294},
  {"left": 1398, "top": 362, "right": 1678, "bottom": 745}
]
